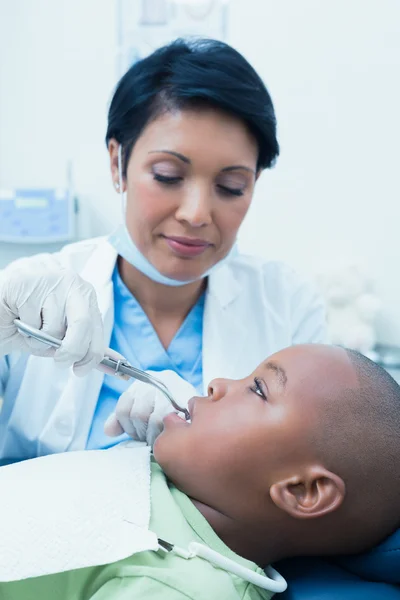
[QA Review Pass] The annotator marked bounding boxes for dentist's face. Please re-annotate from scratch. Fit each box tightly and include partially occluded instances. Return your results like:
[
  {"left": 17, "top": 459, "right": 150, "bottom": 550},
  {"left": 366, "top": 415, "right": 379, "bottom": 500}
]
[{"left": 110, "top": 108, "right": 258, "bottom": 281}]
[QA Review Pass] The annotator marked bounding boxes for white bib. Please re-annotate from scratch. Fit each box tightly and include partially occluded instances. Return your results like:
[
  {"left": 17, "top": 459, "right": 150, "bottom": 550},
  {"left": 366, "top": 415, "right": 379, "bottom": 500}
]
[{"left": 0, "top": 444, "right": 158, "bottom": 581}]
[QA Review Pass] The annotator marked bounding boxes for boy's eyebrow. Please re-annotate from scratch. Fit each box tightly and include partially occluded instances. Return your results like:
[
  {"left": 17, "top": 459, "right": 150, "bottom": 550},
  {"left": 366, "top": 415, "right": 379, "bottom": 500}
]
[{"left": 263, "top": 361, "right": 287, "bottom": 388}]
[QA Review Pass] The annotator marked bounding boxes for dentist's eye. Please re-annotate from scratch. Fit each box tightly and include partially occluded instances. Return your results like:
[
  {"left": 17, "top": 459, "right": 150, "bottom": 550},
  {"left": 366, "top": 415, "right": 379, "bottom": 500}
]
[
  {"left": 153, "top": 173, "right": 182, "bottom": 185},
  {"left": 250, "top": 377, "right": 267, "bottom": 400},
  {"left": 217, "top": 184, "right": 244, "bottom": 197}
]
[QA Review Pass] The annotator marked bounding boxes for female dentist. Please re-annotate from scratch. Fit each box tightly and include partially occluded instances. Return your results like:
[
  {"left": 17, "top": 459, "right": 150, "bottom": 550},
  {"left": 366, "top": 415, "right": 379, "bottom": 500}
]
[{"left": 0, "top": 38, "right": 327, "bottom": 462}]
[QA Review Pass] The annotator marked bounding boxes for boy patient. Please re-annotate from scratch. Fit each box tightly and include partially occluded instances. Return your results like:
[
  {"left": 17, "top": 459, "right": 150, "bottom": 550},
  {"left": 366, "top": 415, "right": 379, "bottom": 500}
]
[{"left": 2, "top": 344, "right": 400, "bottom": 600}]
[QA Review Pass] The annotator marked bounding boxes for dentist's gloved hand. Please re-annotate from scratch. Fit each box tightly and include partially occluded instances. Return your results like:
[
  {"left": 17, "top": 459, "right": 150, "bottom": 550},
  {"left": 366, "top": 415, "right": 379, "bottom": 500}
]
[
  {"left": 0, "top": 253, "right": 105, "bottom": 376},
  {"left": 104, "top": 370, "right": 196, "bottom": 447}
]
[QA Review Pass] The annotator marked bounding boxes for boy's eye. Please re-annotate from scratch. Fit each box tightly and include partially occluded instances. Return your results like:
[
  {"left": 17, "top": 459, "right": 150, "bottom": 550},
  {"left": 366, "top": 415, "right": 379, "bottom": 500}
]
[{"left": 250, "top": 377, "right": 267, "bottom": 401}]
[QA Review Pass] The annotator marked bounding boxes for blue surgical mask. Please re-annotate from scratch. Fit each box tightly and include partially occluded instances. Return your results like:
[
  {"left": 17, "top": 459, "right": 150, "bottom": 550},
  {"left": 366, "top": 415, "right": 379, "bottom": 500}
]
[{"left": 108, "top": 145, "right": 237, "bottom": 286}]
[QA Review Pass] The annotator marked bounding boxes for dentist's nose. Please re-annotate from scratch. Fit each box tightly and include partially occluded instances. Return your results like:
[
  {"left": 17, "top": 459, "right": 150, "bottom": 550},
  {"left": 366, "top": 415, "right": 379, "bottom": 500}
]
[
  {"left": 207, "top": 378, "right": 232, "bottom": 401},
  {"left": 175, "top": 185, "right": 212, "bottom": 228}
]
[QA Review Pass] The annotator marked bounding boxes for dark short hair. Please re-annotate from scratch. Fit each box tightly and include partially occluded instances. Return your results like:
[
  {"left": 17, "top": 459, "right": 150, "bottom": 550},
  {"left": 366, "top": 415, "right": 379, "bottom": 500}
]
[
  {"left": 106, "top": 38, "right": 279, "bottom": 175},
  {"left": 316, "top": 348, "right": 400, "bottom": 551}
]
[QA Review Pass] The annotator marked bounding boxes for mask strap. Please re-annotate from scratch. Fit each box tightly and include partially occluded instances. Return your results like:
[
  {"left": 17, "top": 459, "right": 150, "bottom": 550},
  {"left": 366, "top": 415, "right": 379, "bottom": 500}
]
[{"left": 118, "top": 144, "right": 126, "bottom": 216}]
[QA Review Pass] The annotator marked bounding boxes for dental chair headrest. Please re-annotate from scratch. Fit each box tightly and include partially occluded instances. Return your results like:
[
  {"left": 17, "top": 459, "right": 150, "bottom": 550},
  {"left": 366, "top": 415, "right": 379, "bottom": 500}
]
[{"left": 334, "top": 527, "right": 400, "bottom": 583}]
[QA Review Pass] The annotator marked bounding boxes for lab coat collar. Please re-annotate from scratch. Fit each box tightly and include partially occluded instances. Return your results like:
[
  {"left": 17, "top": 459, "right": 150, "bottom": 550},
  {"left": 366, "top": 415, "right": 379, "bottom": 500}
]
[
  {"left": 80, "top": 237, "right": 117, "bottom": 297},
  {"left": 81, "top": 238, "right": 117, "bottom": 333},
  {"left": 202, "top": 258, "right": 249, "bottom": 392},
  {"left": 207, "top": 258, "right": 242, "bottom": 308},
  {"left": 83, "top": 236, "right": 241, "bottom": 310}
]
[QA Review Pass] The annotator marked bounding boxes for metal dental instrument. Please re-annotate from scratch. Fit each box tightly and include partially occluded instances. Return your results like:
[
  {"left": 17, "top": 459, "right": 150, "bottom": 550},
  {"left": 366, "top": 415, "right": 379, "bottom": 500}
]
[{"left": 14, "top": 319, "right": 190, "bottom": 420}]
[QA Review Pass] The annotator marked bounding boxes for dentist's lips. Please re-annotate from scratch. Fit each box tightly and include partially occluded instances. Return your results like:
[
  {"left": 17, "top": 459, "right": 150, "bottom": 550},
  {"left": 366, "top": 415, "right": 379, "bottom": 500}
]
[{"left": 163, "top": 235, "right": 212, "bottom": 258}]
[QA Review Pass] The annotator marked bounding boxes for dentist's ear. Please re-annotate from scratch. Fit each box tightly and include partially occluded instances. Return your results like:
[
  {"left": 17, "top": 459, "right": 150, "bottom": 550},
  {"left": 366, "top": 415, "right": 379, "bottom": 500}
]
[
  {"left": 108, "top": 139, "right": 125, "bottom": 193},
  {"left": 269, "top": 466, "right": 345, "bottom": 519}
]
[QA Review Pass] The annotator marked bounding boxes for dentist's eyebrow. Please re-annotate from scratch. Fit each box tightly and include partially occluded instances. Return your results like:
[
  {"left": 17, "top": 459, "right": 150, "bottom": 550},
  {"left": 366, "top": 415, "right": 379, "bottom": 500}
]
[
  {"left": 149, "top": 150, "right": 255, "bottom": 174},
  {"left": 149, "top": 150, "right": 190, "bottom": 164},
  {"left": 220, "top": 165, "right": 256, "bottom": 175},
  {"left": 264, "top": 361, "right": 287, "bottom": 388}
]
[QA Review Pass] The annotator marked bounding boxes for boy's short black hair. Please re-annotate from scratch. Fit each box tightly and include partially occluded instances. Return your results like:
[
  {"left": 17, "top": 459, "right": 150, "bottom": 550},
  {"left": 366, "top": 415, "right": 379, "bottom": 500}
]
[{"left": 314, "top": 349, "right": 400, "bottom": 551}]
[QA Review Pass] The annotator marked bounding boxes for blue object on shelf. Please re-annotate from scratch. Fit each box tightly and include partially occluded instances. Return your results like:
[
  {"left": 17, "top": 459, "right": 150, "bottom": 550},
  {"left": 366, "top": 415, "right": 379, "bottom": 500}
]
[{"left": 0, "top": 188, "right": 75, "bottom": 244}]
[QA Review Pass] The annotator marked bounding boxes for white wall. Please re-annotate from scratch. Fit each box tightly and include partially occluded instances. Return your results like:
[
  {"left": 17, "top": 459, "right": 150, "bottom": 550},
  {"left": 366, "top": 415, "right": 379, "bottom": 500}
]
[
  {"left": 0, "top": 0, "right": 118, "bottom": 242},
  {"left": 232, "top": 0, "right": 400, "bottom": 344},
  {"left": 0, "top": 0, "right": 400, "bottom": 342}
]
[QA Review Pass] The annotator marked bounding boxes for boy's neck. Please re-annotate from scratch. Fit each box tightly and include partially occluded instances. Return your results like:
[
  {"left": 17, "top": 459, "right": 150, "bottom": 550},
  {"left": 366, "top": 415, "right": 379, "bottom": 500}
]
[
  {"left": 191, "top": 498, "right": 287, "bottom": 567},
  {"left": 192, "top": 498, "right": 356, "bottom": 567}
]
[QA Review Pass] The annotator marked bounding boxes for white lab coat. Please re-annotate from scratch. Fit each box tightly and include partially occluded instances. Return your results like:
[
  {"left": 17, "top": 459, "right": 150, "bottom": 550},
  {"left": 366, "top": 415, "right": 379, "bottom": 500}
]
[{"left": 0, "top": 237, "right": 327, "bottom": 462}]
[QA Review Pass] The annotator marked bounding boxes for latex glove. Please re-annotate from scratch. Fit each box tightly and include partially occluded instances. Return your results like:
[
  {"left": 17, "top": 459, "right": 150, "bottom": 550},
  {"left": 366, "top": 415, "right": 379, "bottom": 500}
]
[
  {"left": 0, "top": 253, "right": 105, "bottom": 376},
  {"left": 104, "top": 370, "right": 196, "bottom": 447}
]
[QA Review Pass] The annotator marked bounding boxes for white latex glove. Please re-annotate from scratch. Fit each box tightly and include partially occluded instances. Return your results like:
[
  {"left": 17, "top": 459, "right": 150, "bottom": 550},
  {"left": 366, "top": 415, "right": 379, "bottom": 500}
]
[
  {"left": 104, "top": 370, "right": 196, "bottom": 447},
  {"left": 0, "top": 253, "right": 105, "bottom": 376}
]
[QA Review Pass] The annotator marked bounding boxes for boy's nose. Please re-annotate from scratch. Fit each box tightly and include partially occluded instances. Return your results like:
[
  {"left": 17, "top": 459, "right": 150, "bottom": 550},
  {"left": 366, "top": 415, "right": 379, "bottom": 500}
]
[
  {"left": 207, "top": 378, "right": 232, "bottom": 401},
  {"left": 175, "top": 186, "right": 212, "bottom": 228}
]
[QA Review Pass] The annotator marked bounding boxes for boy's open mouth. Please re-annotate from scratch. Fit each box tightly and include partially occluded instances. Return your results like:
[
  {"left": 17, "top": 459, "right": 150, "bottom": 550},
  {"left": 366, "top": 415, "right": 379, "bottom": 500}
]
[{"left": 187, "top": 397, "right": 197, "bottom": 420}]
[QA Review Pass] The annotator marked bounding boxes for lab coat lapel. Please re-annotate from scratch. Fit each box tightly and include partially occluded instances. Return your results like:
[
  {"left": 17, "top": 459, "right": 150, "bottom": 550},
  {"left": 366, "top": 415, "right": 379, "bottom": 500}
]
[
  {"left": 202, "top": 264, "right": 247, "bottom": 393},
  {"left": 37, "top": 239, "right": 117, "bottom": 455}
]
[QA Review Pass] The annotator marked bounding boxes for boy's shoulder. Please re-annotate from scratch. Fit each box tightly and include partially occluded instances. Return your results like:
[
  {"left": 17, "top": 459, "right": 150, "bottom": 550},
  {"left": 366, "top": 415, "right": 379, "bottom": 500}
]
[{"left": 149, "top": 461, "right": 275, "bottom": 600}]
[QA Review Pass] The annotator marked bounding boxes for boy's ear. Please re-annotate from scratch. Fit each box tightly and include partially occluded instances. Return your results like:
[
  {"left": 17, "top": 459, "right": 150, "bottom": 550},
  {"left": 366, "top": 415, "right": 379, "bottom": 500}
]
[{"left": 269, "top": 466, "right": 345, "bottom": 519}]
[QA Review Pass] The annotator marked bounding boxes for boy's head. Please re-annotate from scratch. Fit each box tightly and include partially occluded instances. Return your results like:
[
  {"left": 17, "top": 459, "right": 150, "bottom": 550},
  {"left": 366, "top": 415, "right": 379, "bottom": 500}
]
[{"left": 154, "top": 344, "right": 400, "bottom": 564}]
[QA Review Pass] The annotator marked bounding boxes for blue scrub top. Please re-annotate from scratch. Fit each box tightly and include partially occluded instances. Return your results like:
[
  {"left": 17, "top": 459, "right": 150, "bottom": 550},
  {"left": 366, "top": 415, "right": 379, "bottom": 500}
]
[{"left": 86, "top": 266, "right": 205, "bottom": 450}]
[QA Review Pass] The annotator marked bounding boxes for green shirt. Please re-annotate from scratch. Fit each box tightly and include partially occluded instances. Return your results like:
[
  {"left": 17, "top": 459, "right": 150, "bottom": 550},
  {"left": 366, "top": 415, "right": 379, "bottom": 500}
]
[{"left": 0, "top": 462, "right": 273, "bottom": 600}]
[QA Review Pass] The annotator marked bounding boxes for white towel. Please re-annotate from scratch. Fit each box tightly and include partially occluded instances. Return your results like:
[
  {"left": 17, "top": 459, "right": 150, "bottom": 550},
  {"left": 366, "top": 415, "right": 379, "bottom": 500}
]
[{"left": 0, "top": 443, "right": 158, "bottom": 581}]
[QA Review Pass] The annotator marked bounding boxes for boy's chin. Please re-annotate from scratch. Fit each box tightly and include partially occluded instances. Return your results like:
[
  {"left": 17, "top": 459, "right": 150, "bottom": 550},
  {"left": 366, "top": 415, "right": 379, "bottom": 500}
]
[
  {"left": 152, "top": 427, "right": 171, "bottom": 463},
  {"left": 152, "top": 432, "right": 163, "bottom": 460},
  {"left": 152, "top": 427, "right": 184, "bottom": 473}
]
